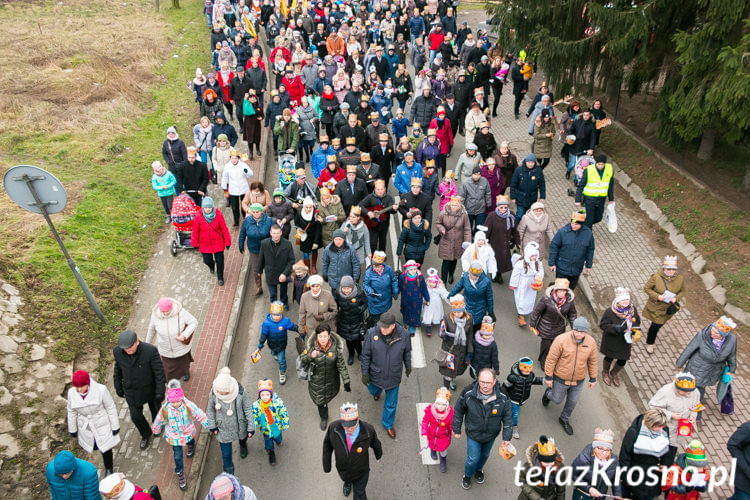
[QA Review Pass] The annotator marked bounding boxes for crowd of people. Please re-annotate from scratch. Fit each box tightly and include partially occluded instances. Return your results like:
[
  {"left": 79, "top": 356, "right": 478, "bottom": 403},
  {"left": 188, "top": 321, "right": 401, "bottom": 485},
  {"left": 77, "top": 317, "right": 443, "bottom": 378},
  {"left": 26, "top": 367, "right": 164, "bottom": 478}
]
[{"left": 46, "top": 0, "right": 748, "bottom": 499}]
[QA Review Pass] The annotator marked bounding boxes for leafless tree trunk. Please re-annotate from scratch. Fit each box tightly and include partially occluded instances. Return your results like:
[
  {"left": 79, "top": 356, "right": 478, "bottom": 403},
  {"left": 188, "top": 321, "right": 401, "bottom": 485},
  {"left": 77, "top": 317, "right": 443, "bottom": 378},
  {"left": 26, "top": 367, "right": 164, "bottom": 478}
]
[
  {"left": 743, "top": 164, "right": 750, "bottom": 190},
  {"left": 697, "top": 128, "right": 715, "bottom": 161}
]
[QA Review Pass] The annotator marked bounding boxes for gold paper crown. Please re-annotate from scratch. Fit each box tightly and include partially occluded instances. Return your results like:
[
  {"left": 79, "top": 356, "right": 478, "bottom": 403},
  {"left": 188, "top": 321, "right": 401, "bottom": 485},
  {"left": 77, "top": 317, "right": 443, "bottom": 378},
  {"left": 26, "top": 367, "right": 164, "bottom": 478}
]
[
  {"left": 331, "top": 137, "right": 341, "bottom": 146},
  {"left": 345, "top": 137, "right": 356, "bottom": 145},
  {"left": 373, "top": 179, "right": 386, "bottom": 189},
  {"left": 270, "top": 89, "right": 279, "bottom": 96},
  {"left": 257, "top": 378, "right": 273, "bottom": 393},
  {"left": 360, "top": 152, "right": 371, "bottom": 161},
  {"left": 427, "top": 128, "right": 437, "bottom": 136},
  {"left": 372, "top": 251, "right": 386, "bottom": 264},
  {"left": 410, "top": 177, "right": 422, "bottom": 186},
  {"left": 348, "top": 113, "right": 359, "bottom": 120},
  {"left": 445, "top": 170, "right": 454, "bottom": 179},
  {"left": 571, "top": 210, "right": 586, "bottom": 222},
  {"left": 319, "top": 187, "right": 331, "bottom": 198},
  {"left": 240, "top": 153, "right": 249, "bottom": 162},
  {"left": 270, "top": 301, "right": 284, "bottom": 314},
  {"left": 229, "top": 148, "right": 240, "bottom": 156},
  {"left": 537, "top": 435, "right": 556, "bottom": 456},
  {"left": 715, "top": 316, "right": 737, "bottom": 333},
  {"left": 379, "top": 133, "right": 389, "bottom": 140},
  {"left": 450, "top": 294, "right": 465, "bottom": 309},
  {"left": 675, "top": 372, "right": 696, "bottom": 390},
  {"left": 496, "top": 194, "right": 510, "bottom": 205},
  {"left": 319, "top": 134, "right": 330, "bottom": 143},
  {"left": 346, "top": 165, "right": 358, "bottom": 173},
  {"left": 340, "top": 402, "right": 359, "bottom": 420},
  {"left": 350, "top": 205, "right": 362, "bottom": 216},
  {"left": 663, "top": 255, "right": 678, "bottom": 269},
  {"left": 593, "top": 428, "right": 615, "bottom": 445},
  {"left": 361, "top": 94, "right": 370, "bottom": 101},
  {"left": 425, "top": 159, "right": 436, "bottom": 168},
  {"left": 370, "top": 111, "right": 379, "bottom": 119},
  {"left": 435, "top": 387, "right": 451, "bottom": 403},
  {"left": 449, "top": 195, "right": 461, "bottom": 203},
  {"left": 480, "top": 322, "right": 494, "bottom": 334},
  {"left": 327, "top": 154, "right": 338, "bottom": 163}
]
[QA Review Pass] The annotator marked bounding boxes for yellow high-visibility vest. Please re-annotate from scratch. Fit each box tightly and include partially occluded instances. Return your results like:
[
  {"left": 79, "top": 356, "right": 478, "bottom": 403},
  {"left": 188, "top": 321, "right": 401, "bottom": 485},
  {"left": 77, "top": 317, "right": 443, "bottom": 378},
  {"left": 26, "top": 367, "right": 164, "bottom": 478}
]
[{"left": 582, "top": 163, "right": 613, "bottom": 197}]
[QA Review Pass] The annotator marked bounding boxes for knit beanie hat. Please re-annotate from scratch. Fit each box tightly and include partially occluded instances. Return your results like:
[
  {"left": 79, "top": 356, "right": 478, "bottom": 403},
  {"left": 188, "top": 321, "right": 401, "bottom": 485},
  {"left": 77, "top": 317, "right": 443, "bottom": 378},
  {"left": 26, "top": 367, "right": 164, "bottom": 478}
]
[
  {"left": 685, "top": 440, "right": 707, "bottom": 467},
  {"left": 209, "top": 474, "right": 235, "bottom": 498},
  {"left": 158, "top": 297, "right": 173, "bottom": 313},
  {"left": 572, "top": 317, "right": 589, "bottom": 332},
  {"left": 332, "top": 228, "right": 346, "bottom": 240},
  {"left": 213, "top": 367, "right": 237, "bottom": 396},
  {"left": 71, "top": 370, "right": 90, "bottom": 388},
  {"left": 99, "top": 473, "right": 136, "bottom": 500},
  {"left": 340, "top": 275, "right": 355, "bottom": 289},
  {"left": 596, "top": 154, "right": 607, "bottom": 164}
]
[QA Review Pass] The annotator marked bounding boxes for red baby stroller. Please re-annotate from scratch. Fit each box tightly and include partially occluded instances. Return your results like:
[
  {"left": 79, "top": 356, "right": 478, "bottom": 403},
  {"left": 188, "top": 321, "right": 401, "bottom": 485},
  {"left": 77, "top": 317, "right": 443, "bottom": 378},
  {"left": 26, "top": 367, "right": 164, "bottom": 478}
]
[{"left": 169, "top": 192, "right": 201, "bottom": 256}]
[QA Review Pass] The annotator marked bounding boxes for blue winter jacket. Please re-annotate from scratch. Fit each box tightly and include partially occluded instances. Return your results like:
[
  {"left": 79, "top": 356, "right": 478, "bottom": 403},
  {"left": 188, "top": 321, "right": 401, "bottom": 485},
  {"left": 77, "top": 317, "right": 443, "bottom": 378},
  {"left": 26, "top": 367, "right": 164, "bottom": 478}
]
[
  {"left": 384, "top": 52, "right": 400, "bottom": 80},
  {"left": 421, "top": 172, "right": 440, "bottom": 201},
  {"left": 363, "top": 264, "right": 400, "bottom": 315},
  {"left": 548, "top": 224, "right": 595, "bottom": 276},
  {"left": 311, "top": 145, "right": 334, "bottom": 179},
  {"left": 46, "top": 451, "right": 100, "bottom": 500},
  {"left": 259, "top": 314, "right": 298, "bottom": 352},
  {"left": 509, "top": 161, "right": 546, "bottom": 209},
  {"left": 239, "top": 213, "right": 273, "bottom": 253},
  {"left": 212, "top": 112, "right": 238, "bottom": 146},
  {"left": 370, "top": 92, "right": 392, "bottom": 123},
  {"left": 409, "top": 16, "right": 425, "bottom": 36},
  {"left": 392, "top": 117, "right": 410, "bottom": 140},
  {"left": 449, "top": 271, "right": 494, "bottom": 323},
  {"left": 394, "top": 160, "right": 423, "bottom": 194}
]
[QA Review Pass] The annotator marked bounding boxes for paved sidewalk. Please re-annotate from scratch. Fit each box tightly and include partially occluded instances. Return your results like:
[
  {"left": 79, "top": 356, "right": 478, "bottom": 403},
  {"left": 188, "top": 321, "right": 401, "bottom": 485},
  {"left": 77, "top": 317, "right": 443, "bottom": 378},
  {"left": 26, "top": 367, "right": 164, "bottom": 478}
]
[{"left": 488, "top": 73, "right": 746, "bottom": 497}]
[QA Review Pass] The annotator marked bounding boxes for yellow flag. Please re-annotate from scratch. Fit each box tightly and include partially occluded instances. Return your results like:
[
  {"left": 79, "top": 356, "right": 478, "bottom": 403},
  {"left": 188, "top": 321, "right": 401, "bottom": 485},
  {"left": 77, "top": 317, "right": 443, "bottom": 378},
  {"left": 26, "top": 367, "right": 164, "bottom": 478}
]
[
  {"left": 245, "top": 13, "right": 257, "bottom": 39},
  {"left": 291, "top": 0, "right": 298, "bottom": 12},
  {"left": 280, "top": 0, "right": 288, "bottom": 19}
]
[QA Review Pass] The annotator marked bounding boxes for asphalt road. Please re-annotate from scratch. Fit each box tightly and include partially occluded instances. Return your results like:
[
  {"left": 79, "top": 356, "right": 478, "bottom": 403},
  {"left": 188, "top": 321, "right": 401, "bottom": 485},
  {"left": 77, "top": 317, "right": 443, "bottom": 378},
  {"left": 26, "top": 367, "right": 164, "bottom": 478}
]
[{"left": 196, "top": 92, "right": 640, "bottom": 497}]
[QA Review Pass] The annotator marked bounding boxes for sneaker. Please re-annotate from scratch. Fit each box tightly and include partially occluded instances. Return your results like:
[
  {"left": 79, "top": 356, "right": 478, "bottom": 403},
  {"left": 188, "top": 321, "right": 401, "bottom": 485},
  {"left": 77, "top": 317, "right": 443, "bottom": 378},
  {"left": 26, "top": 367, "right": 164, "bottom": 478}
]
[
  {"left": 177, "top": 471, "right": 187, "bottom": 490},
  {"left": 140, "top": 436, "right": 151, "bottom": 449},
  {"left": 542, "top": 391, "right": 550, "bottom": 407},
  {"left": 512, "top": 426, "right": 520, "bottom": 439},
  {"left": 461, "top": 475, "right": 471, "bottom": 490},
  {"left": 279, "top": 371, "right": 287, "bottom": 385},
  {"left": 186, "top": 440, "right": 196, "bottom": 457},
  {"left": 218, "top": 279, "right": 224, "bottom": 286},
  {"left": 165, "top": 215, "right": 172, "bottom": 224},
  {"left": 559, "top": 417, "right": 574, "bottom": 435},
  {"left": 343, "top": 483, "right": 352, "bottom": 497},
  {"left": 474, "top": 470, "right": 485, "bottom": 483}
]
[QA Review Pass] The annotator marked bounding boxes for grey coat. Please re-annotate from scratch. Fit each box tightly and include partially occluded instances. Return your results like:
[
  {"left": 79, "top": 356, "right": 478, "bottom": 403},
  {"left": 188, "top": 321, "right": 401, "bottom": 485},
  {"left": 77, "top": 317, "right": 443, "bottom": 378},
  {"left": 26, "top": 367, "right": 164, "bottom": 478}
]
[
  {"left": 676, "top": 325, "right": 737, "bottom": 388},
  {"left": 460, "top": 176, "right": 491, "bottom": 215},
  {"left": 296, "top": 104, "right": 319, "bottom": 140},
  {"left": 361, "top": 323, "right": 412, "bottom": 390},
  {"left": 321, "top": 242, "right": 361, "bottom": 290},
  {"left": 206, "top": 385, "right": 255, "bottom": 443}
]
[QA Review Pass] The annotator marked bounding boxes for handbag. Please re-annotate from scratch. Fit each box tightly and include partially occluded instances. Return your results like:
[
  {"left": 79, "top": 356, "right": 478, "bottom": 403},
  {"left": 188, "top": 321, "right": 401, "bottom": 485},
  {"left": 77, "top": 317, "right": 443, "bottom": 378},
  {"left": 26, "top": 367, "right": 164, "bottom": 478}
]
[
  {"left": 296, "top": 354, "right": 312, "bottom": 380},
  {"left": 721, "top": 383, "right": 734, "bottom": 415},
  {"left": 433, "top": 348, "right": 450, "bottom": 368},
  {"left": 176, "top": 312, "right": 193, "bottom": 345},
  {"left": 660, "top": 277, "right": 680, "bottom": 315}
]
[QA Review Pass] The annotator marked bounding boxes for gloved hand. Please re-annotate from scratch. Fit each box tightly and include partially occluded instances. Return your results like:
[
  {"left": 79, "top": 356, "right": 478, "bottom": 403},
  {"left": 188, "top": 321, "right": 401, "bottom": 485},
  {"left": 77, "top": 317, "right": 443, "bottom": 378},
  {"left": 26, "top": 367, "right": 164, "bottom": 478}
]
[
  {"left": 722, "top": 371, "right": 733, "bottom": 384},
  {"left": 69, "top": 432, "right": 77, "bottom": 438},
  {"left": 239, "top": 247, "right": 245, "bottom": 254},
  {"left": 405, "top": 367, "right": 412, "bottom": 377},
  {"left": 257, "top": 344, "right": 263, "bottom": 350},
  {"left": 361, "top": 374, "right": 370, "bottom": 386},
  {"left": 112, "top": 429, "right": 120, "bottom": 436},
  {"left": 226, "top": 245, "right": 231, "bottom": 250},
  {"left": 322, "top": 275, "right": 328, "bottom": 282},
  {"left": 344, "top": 383, "right": 351, "bottom": 392}
]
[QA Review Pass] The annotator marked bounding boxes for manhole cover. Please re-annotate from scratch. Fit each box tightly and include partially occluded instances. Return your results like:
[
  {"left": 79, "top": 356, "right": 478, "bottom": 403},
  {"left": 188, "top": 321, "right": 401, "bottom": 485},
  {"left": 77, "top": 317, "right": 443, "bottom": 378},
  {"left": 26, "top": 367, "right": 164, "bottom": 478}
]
[{"left": 508, "top": 139, "right": 532, "bottom": 155}]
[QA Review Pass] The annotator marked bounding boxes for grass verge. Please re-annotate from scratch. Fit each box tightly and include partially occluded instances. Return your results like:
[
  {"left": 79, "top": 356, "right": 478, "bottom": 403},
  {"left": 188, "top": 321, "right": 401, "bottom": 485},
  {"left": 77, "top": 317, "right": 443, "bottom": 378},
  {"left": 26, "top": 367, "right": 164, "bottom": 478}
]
[{"left": 599, "top": 127, "right": 750, "bottom": 310}]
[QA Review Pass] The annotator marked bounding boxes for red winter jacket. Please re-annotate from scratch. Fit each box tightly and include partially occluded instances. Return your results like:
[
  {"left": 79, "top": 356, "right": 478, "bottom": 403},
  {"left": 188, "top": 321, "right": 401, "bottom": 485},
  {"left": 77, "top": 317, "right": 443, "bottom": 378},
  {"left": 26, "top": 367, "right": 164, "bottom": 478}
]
[
  {"left": 420, "top": 405, "right": 453, "bottom": 452},
  {"left": 282, "top": 74, "right": 305, "bottom": 108},
  {"left": 429, "top": 32, "right": 445, "bottom": 51},
  {"left": 429, "top": 117, "right": 454, "bottom": 154},
  {"left": 191, "top": 209, "right": 231, "bottom": 254},
  {"left": 217, "top": 71, "right": 234, "bottom": 102},
  {"left": 270, "top": 46, "right": 291, "bottom": 64}
]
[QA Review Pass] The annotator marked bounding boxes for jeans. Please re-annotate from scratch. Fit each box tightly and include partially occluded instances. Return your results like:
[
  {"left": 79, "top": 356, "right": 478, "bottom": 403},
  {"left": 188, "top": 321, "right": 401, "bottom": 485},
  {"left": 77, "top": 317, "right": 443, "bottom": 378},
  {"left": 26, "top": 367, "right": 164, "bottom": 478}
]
[
  {"left": 730, "top": 489, "right": 750, "bottom": 500},
  {"left": 272, "top": 349, "right": 287, "bottom": 372},
  {"left": 219, "top": 439, "right": 247, "bottom": 474},
  {"left": 159, "top": 195, "right": 174, "bottom": 216},
  {"left": 511, "top": 402, "right": 520, "bottom": 426},
  {"left": 367, "top": 383, "right": 400, "bottom": 429},
  {"left": 268, "top": 282, "right": 289, "bottom": 306},
  {"left": 199, "top": 150, "right": 213, "bottom": 166},
  {"left": 263, "top": 433, "right": 283, "bottom": 450},
  {"left": 172, "top": 439, "right": 193, "bottom": 473},
  {"left": 467, "top": 212, "right": 487, "bottom": 233},
  {"left": 516, "top": 204, "right": 529, "bottom": 222},
  {"left": 545, "top": 379, "right": 585, "bottom": 421},
  {"left": 465, "top": 437, "right": 495, "bottom": 478},
  {"left": 429, "top": 49, "right": 438, "bottom": 65}
]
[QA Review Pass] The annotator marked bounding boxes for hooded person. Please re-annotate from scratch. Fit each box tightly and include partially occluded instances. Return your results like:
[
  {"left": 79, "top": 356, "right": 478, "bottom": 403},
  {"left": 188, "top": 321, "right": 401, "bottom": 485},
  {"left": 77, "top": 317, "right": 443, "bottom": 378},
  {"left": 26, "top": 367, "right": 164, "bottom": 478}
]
[
  {"left": 509, "top": 241, "right": 544, "bottom": 326},
  {"left": 46, "top": 450, "right": 100, "bottom": 500},
  {"left": 460, "top": 230, "right": 497, "bottom": 279},
  {"left": 499, "top": 356, "right": 543, "bottom": 439},
  {"left": 206, "top": 367, "right": 255, "bottom": 475},
  {"left": 663, "top": 440, "right": 710, "bottom": 500},
  {"left": 205, "top": 473, "right": 258, "bottom": 500},
  {"left": 529, "top": 278, "right": 578, "bottom": 365},
  {"left": 518, "top": 436, "right": 566, "bottom": 500},
  {"left": 146, "top": 297, "right": 199, "bottom": 382},
  {"left": 420, "top": 387, "right": 454, "bottom": 472}
]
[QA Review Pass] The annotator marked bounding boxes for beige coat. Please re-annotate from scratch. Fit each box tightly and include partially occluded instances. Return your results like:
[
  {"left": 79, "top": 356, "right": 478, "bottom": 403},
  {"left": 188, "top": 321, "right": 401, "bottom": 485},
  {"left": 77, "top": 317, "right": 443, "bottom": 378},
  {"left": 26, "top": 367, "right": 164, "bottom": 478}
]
[
  {"left": 146, "top": 300, "right": 198, "bottom": 359},
  {"left": 648, "top": 382, "right": 700, "bottom": 446},
  {"left": 544, "top": 331, "right": 598, "bottom": 386},
  {"left": 298, "top": 289, "right": 338, "bottom": 335},
  {"left": 642, "top": 270, "right": 685, "bottom": 325},
  {"left": 518, "top": 211, "right": 555, "bottom": 256}
]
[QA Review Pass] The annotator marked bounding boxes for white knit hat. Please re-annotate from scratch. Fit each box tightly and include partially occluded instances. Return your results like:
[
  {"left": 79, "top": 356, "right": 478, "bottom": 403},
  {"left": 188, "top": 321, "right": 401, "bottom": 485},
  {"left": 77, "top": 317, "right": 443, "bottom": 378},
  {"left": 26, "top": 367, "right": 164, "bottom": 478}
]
[{"left": 614, "top": 286, "right": 630, "bottom": 305}]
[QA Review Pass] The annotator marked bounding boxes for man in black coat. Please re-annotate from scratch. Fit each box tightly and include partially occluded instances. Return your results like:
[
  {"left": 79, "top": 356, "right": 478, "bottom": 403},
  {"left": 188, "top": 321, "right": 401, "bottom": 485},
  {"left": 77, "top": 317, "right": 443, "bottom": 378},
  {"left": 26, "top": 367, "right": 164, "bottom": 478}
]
[
  {"left": 257, "top": 225, "right": 296, "bottom": 308},
  {"left": 398, "top": 178, "right": 433, "bottom": 223},
  {"left": 511, "top": 57, "right": 528, "bottom": 119},
  {"left": 175, "top": 148, "right": 210, "bottom": 206},
  {"left": 369, "top": 133, "right": 395, "bottom": 180},
  {"left": 323, "top": 402, "right": 383, "bottom": 498},
  {"left": 371, "top": 47, "right": 391, "bottom": 84},
  {"left": 228, "top": 66, "right": 254, "bottom": 128},
  {"left": 344, "top": 82, "right": 365, "bottom": 111},
  {"left": 246, "top": 58, "right": 267, "bottom": 107},
  {"left": 113, "top": 330, "right": 165, "bottom": 450},
  {"left": 339, "top": 115, "right": 368, "bottom": 152},
  {"left": 443, "top": 93, "right": 461, "bottom": 139},
  {"left": 334, "top": 166, "right": 369, "bottom": 214},
  {"left": 728, "top": 421, "right": 750, "bottom": 498},
  {"left": 453, "top": 368, "right": 513, "bottom": 490}
]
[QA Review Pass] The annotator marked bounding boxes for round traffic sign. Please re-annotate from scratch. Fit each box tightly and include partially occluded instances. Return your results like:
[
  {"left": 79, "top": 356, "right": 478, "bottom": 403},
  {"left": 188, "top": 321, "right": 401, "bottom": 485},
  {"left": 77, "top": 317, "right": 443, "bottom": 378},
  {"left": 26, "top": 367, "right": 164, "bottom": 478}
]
[{"left": 3, "top": 165, "right": 67, "bottom": 215}]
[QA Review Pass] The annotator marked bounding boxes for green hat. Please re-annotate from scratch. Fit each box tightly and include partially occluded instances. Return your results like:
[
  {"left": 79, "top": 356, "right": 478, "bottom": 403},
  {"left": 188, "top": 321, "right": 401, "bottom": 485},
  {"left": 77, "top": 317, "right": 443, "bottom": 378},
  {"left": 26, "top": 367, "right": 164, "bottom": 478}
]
[
  {"left": 685, "top": 439, "right": 707, "bottom": 467},
  {"left": 217, "top": 133, "right": 229, "bottom": 142},
  {"left": 249, "top": 203, "right": 263, "bottom": 211},
  {"left": 273, "top": 187, "right": 284, "bottom": 198}
]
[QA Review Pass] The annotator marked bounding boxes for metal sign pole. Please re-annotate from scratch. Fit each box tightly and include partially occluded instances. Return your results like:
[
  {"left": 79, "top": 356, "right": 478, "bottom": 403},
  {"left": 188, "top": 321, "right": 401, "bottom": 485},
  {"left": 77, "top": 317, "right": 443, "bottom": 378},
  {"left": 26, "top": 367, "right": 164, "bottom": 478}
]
[{"left": 19, "top": 173, "right": 107, "bottom": 323}]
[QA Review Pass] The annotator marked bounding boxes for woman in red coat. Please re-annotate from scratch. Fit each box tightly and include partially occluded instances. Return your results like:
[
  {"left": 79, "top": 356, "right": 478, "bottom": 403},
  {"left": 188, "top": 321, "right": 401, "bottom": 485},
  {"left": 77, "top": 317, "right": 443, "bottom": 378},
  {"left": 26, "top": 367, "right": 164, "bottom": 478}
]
[
  {"left": 191, "top": 196, "right": 232, "bottom": 286},
  {"left": 281, "top": 65, "right": 305, "bottom": 108},
  {"left": 429, "top": 106, "right": 454, "bottom": 176}
]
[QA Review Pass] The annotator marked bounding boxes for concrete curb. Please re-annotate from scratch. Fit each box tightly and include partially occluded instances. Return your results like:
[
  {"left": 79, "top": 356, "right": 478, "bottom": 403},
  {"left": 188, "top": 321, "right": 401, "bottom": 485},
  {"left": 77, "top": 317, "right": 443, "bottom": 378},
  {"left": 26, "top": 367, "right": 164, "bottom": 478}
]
[{"left": 185, "top": 52, "right": 274, "bottom": 499}]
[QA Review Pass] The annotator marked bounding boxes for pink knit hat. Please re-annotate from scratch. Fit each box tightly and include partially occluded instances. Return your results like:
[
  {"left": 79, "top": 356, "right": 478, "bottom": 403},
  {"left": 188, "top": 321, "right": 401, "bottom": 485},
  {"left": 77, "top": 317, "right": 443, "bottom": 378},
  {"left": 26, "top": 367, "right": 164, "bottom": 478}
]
[
  {"left": 210, "top": 475, "right": 234, "bottom": 497},
  {"left": 158, "top": 297, "right": 173, "bottom": 313},
  {"left": 167, "top": 387, "right": 184, "bottom": 403}
]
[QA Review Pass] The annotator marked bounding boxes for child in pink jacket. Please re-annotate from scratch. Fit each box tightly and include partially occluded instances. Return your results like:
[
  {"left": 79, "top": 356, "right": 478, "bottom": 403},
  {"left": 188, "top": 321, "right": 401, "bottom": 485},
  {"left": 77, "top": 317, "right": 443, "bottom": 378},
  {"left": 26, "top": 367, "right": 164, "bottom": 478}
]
[
  {"left": 438, "top": 171, "right": 458, "bottom": 212},
  {"left": 420, "top": 387, "right": 454, "bottom": 473}
]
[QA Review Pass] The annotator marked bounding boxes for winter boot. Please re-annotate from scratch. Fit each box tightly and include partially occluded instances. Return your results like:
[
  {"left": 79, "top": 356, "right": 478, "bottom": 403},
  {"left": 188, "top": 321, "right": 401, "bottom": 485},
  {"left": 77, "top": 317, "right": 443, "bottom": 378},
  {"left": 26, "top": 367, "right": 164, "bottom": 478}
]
[
  {"left": 254, "top": 273, "right": 263, "bottom": 296},
  {"left": 279, "top": 370, "right": 287, "bottom": 385},
  {"left": 512, "top": 426, "right": 520, "bottom": 439},
  {"left": 256, "top": 145, "right": 262, "bottom": 157},
  {"left": 601, "top": 359, "right": 612, "bottom": 386},
  {"left": 424, "top": 324, "right": 432, "bottom": 337},
  {"left": 177, "top": 471, "right": 187, "bottom": 490},
  {"left": 310, "top": 253, "right": 318, "bottom": 274},
  {"left": 268, "top": 449, "right": 276, "bottom": 465},
  {"left": 439, "top": 455, "right": 447, "bottom": 473},
  {"left": 347, "top": 352, "right": 354, "bottom": 365},
  {"left": 517, "top": 315, "right": 527, "bottom": 326},
  {"left": 610, "top": 363, "right": 624, "bottom": 387},
  {"left": 430, "top": 449, "right": 437, "bottom": 460}
]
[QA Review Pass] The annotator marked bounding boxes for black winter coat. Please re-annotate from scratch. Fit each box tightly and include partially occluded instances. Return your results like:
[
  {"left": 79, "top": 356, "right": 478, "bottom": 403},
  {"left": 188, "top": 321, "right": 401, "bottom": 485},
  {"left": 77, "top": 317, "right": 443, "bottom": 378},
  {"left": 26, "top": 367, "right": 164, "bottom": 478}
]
[
  {"left": 511, "top": 63, "right": 526, "bottom": 95},
  {"left": 300, "top": 332, "right": 350, "bottom": 407},
  {"left": 619, "top": 414, "right": 673, "bottom": 498},
  {"left": 571, "top": 444, "right": 623, "bottom": 497},
  {"left": 453, "top": 381, "right": 513, "bottom": 443},
  {"left": 323, "top": 420, "right": 383, "bottom": 482},
  {"left": 728, "top": 421, "right": 750, "bottom": 493},
  {"left": 113, "top": 342, "right": 165, "bottom": 406},
  {"left": 410, "top": 95, "right": 439, "bottom": 128},
  {"left": 398, "top": 191, "right": 433, "bottom": 222},
  {"left": 334, "top": 178, "right": 369, "bottom": 214},
  {"left": 257, "top": 238, "right": 295, "bottom": 285},
  {"left": 370, "top": 145, "right": 395, "bottom": 179},
  {"left": 246, "top": 67, "right": 267, "bottom": 93},
  {"left": 175, "top": 159, "right": 209, "bottom": 194},
  {"left": 396, "top": 220, "right": 431, "bottom": 261},
  {"left": 439, "top": 313, "right": 474, "bottom": 377},
  {"left": 509, "top": 164, "right": 546, "bottom": 209},
  {"left": 452, "top": 79, "right": 474, "bottom": 108},
  {"left": 470, "top": 338, "right": 498, "bottom": 373},
  {"left": 528, "top": 288, "right": 577, "bottom": 340},
  {"left": 474, "top": 131, "right": 497, "bottom": 160},
  {"left": 500, "top": 362, "right": 543, "bottom": 406},
  {"left": 333, "top": 288, "right": 368, "bottom": 341},
  {"left": 570, "top": 117, "right": 597, "bottom": 155},
  {"left": 161, "top": 138, "right": 188, "bottom": 172},
  {"left": 339, "top": 124, "right": 368, "bottom": 152},
  {"left": 599, "top": 307, "right": 641, "bottom": 361},
  {"left": 228, "top": 75, "right": 253, "bottom": 105}
]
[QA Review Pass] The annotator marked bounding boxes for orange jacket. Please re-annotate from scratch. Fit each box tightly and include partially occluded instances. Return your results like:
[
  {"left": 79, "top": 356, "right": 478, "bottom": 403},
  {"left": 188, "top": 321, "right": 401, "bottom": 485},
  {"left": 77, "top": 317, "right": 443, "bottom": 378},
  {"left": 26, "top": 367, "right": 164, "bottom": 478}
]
[{"left": 544, "top": 331, "right": 598, "bottom": 385}]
